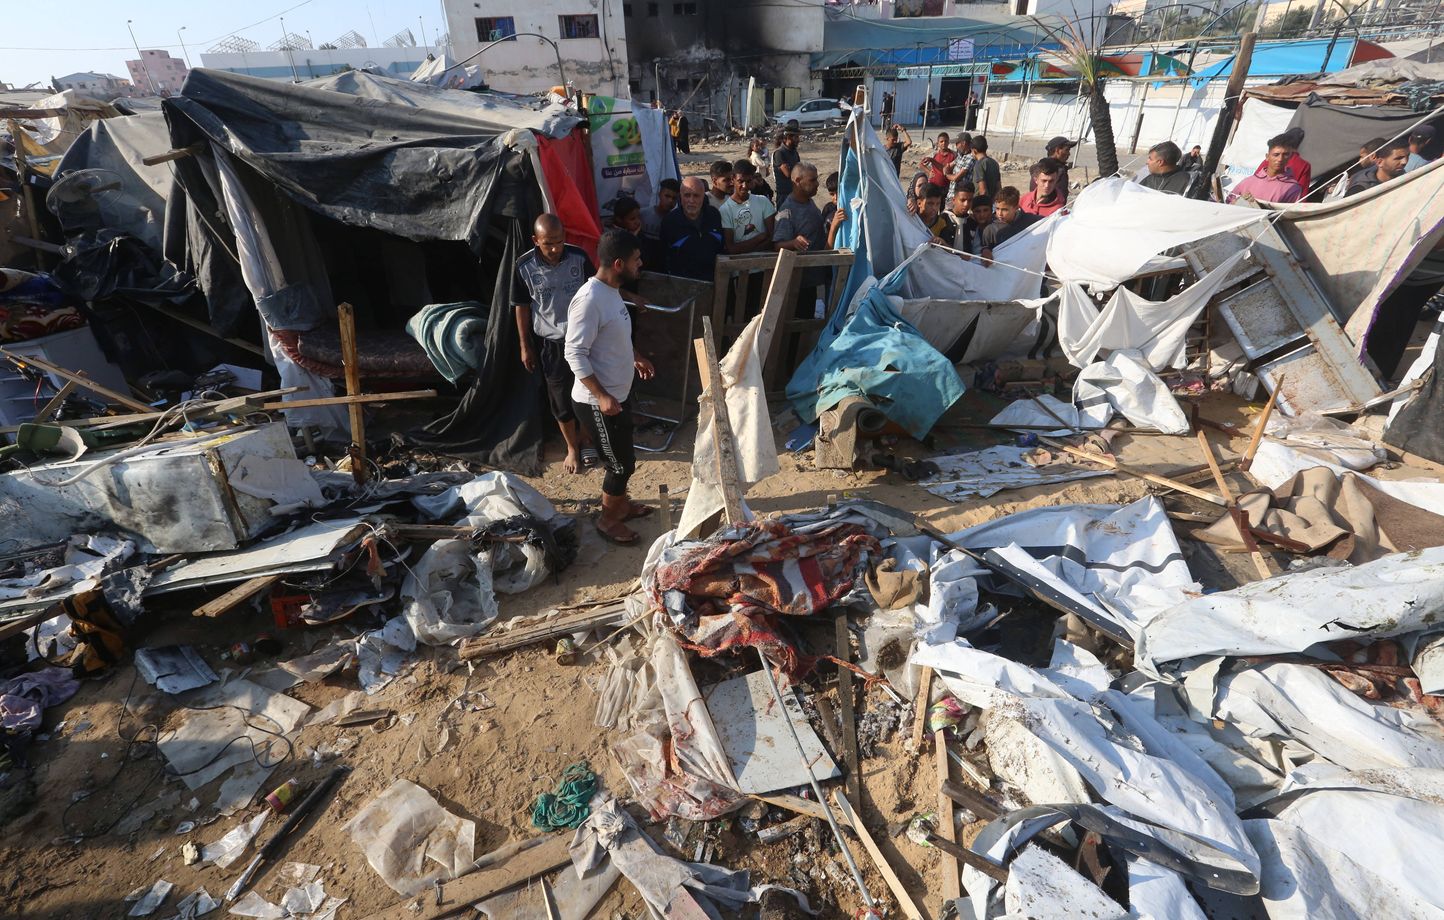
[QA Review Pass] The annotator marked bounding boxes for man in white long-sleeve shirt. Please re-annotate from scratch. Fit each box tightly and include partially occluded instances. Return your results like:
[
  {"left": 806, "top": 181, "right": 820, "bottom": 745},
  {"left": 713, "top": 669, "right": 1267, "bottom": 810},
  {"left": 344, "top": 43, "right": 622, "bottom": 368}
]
[{"left": 565, "top": 229, "right": 656, "bottom": 545}]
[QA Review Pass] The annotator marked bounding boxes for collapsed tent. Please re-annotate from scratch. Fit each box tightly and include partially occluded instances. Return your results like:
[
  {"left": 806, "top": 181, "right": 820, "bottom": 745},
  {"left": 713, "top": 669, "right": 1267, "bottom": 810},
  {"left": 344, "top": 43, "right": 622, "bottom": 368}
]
[{"left": 150, "top": 69, "right": 600, "bottom": 469}]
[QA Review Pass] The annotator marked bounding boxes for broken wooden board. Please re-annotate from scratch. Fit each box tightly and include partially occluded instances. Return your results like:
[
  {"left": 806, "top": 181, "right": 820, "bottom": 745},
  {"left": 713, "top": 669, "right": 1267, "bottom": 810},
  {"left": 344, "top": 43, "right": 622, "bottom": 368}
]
[
  {"left": 361, "top": 834, "right": 573, "bottom": 920},
  {"left": 832, "top": 791, "right": 928, "bottom": 920},
  {"left": 457, "top": 601, "right": 628, "bottom": 659}
]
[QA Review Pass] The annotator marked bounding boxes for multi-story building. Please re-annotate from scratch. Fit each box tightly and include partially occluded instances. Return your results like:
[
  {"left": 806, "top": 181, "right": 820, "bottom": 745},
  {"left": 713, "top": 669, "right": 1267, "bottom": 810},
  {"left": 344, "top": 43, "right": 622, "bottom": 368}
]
[
  {"left": 126, "top": 49, "right": 189, "bottom": 97},
  {"left": 441, "top": 1, "right": 630, "bottom": 97},
  {"left": 197, "top": 45, "right": 439, "bottom": 82}
]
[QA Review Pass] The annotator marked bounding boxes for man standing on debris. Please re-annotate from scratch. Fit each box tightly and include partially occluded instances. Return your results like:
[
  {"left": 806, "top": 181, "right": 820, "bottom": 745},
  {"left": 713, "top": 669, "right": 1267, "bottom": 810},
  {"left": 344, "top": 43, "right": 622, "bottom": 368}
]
[
  {"left": 1227, "top": 135, "right": 1305, "bottom": 204},
  {"left": 970, "top": 136, "right": 1000, "bottom": 198},
  {"left": 1348, "top": 137, "right": 1410, "bottom": 196},
  {"left": 662, "top": 176, "right": 725, "bottom": 279},
  {"left": 708, "top": 161, "right": 735, "bottom": 208},
  {"left": 1020, "top": 158, "right": 1067, "bottom": 216},
  {"left": 773, "top": 127, "right": 802, "bottom": 201},
  {"left": 513, "top": 213, "right": 597, "bottom": 474},
  {"left": 566, "top": 230, "right": 655, "bottom": 546},
  {"left": 1140, "top": 141, "right": 1192, "bottom": 195},
  {"left": 721, "top": 160, "right": 777, "bottom": 255}
]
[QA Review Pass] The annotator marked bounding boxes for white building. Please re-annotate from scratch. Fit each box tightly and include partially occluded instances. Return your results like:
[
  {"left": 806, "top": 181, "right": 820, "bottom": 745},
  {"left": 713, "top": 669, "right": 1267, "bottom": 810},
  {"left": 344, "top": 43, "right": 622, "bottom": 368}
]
[
  {"left": 441, "top": 1, "right": 629, "bottom": 97},
  {"left": 198, "top": 45, "right": 439, "bottom": 82},
  {"left": 127, "top": 49, "right": 189, "bottom": 97},
  {"left": 51, "top": 71, "right": 134, "bottom": 99}
]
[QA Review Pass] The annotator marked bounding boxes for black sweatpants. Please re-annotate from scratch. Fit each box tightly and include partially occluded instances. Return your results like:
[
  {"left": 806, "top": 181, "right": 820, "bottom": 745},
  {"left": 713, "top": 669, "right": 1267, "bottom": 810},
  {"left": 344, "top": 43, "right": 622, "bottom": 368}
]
[{"left": 575, "top": 397, "right": 636, "bottom": 496}]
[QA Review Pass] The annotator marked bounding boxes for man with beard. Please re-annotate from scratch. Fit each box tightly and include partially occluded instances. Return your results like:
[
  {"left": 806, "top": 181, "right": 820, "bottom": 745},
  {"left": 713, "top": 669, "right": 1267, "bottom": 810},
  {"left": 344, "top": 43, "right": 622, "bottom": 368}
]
[
  {"left": 565, "top": 230, "right": 656, "bottom": 545},
  {"left": 662, "top": 176, "right": 725, "bottom": 280}
]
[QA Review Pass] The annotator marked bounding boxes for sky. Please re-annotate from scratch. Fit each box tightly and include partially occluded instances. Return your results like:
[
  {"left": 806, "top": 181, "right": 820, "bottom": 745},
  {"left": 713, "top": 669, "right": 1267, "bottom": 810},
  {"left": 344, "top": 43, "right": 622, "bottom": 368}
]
[{"left": 1, "top": 0, "right": 452, "bottom": 88}]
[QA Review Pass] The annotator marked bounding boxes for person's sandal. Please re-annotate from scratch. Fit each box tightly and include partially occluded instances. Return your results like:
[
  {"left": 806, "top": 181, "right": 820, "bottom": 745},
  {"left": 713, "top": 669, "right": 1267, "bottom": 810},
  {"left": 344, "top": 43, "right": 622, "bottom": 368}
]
[
  {"left": 623, "top": 501, "right": 654, "bottom": 521},
  {"left": 595, "top": 519, "right": 640, "bottom": 546}
]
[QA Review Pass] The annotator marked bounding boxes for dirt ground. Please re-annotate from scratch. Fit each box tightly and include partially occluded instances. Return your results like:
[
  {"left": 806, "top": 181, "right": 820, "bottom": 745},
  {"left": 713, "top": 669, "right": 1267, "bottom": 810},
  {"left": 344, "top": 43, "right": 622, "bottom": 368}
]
[{"left": 2, "top": 383, "right": 1440, "bottom": 920}]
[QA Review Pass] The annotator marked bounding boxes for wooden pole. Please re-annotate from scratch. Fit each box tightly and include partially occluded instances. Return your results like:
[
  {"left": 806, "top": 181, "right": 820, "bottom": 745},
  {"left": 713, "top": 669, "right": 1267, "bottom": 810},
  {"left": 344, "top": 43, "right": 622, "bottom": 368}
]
[
  {"left": 935, "top": 730, "right": 963, "bottom": 902},
  {"left": 7, "top": 119, "right": 47, "bottom": 270},
  {"left": 1042, "top": 438, "right": 1228, "bottom": 506},
  {"left": 1195, "top": 32, "right": 1256, "bottom": 198},
  {"left": 1240, "top": 375, "right": 1284, "bottom": 472},
  {"left": 691, "top": 316, "right": 743, "bottom": 525},
  {"left": 336, "top": 302, "right": 369, "bottom": 484},
  {"left": 835, "top": 615, "right": 861, "bottom": 810},
  {"left": 0, "top": 347, "right": 150, "bottom": 412}
]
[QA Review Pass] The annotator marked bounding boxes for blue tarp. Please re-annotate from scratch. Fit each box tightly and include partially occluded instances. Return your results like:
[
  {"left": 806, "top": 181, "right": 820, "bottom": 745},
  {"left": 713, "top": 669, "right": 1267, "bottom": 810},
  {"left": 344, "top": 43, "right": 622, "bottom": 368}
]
[
  {"left": 814, "top": 16, "right": 1041, "bottom": 69},
  {"left": 786, "top": 279, "right": 966, "bottom": 439},
  {"left": 1190, "top": 37, "right": 1359, "bottom": 84}
]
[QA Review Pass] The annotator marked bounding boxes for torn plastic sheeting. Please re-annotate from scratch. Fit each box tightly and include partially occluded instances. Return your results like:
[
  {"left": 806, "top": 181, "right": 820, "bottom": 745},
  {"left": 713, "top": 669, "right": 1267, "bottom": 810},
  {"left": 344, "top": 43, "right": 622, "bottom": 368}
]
[
  {"left": 1004, "top": 844, "right": 1129, "bottom": 919},
  {"left": 1020, "top": 696, "right": 1261, "bottom": 885},
  {"left": 612, "top": 631, "right": 741, "bottom": 820},
  {"left": 200, "top": 811, "right": 267, "bottom": 869},
  {"left": 1045, "top": 177, "right": 1268, "bottom": 290},
  {"left": 476, "top": 860, "right": 621, "bottom": 919},
  {"left": 126, "top": 878, "right": 173, "bottom": 917},
  {"left": 987, "top": 392, "right": 1112, "bottom": 437},
  {"left": 910, "top": 639, "right": 1080, "bottom": 711},
  {"left": 1073, "top": 349, "right": 1190, "bottom": 435},
  {"left": 1244, "top": 768, "right": 1444, "bottom": 919},
  {"left": 1056, "top": 248, "right": 1252, "bottom": 370},
  {"left": 411, "top": 472, "right": 564, "bottom": 594},
  {"left": 1136, "top": 545, "right": 1444, "bottom": 666},
  {"left": 347, "top": 779, "right": 475, "bottom": 897},
  {"left": 400, "top": 539, "right": 500, "bottom": 645},
  {"left": 919, "top": 546, "right": 988, "bottom": 643},
  {"left": 947, "top": 497, "right": 1197, "bottom": 639},
  {"left": 356, "top": 616, "right": 418, "bottom": 694},
  {"left": 0, "top": 533, "right": 135, "bottom": 603},
  {"left": 167, "top": 886, "right": 218, "bottom": 920},
  {"left": 1126, "top": 856, "right": 1208, "bottom": 920},
  {"left": 1210, "top": 662, "right": 1444, "bottom": 771},
  {"left": 1262, "top": 412, "right": 1386, "bottom": 472},
  {"left": 920, "top": 445, "right": 1113, "bottom": 502},
  {"left": 569, "top": 795, "right": 755, "bottom": 920},
  {"left": 226, "top": 891, "right": 286, "bottom": 919}
]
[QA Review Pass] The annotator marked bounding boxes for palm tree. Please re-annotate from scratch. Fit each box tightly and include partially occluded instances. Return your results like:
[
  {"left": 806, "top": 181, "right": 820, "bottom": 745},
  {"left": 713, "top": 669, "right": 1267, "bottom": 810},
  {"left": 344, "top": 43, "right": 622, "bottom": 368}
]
[{"left": 1031, "top": 15, "right": 1120, "bottom": 179}]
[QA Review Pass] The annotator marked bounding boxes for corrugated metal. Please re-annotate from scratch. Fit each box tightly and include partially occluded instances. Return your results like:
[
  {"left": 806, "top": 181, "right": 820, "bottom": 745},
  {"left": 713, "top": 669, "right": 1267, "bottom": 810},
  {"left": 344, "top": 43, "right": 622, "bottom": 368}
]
[{"left": 892, "top": 77, "right": 933, "bottom": 127}]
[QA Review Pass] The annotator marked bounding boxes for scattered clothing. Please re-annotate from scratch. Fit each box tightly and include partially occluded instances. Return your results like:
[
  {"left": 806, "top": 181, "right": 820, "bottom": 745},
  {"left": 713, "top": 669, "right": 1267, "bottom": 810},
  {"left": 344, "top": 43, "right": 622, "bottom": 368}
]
[
  {"left": 530, "top": 762, "right": 598, "bottom": 830},
  {"left": 0, "top": 667, "right": 80, "bottom": 734},
  {"left": 405, "top": 301, "right": 488, "bottom": 384},
  {"left": 661, "top": 206, "right": 725, "bottom": 280}
]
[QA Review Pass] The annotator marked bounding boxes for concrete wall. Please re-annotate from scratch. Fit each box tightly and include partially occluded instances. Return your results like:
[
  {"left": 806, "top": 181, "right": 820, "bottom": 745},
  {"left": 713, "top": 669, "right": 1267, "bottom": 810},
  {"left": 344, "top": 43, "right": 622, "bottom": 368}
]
[
  {"left": 199, "top": 46, "right": 437, "bottom": 81},
  {"left": 442, "top": 0, "right": 629, "bottom": 97}
]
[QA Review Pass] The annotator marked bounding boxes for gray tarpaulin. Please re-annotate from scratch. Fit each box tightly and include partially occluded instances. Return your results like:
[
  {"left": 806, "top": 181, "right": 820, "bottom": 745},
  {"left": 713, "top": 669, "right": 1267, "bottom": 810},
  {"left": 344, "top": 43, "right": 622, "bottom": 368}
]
[
  {"left": 1284, "top": 95, "right": 1440, "bottom": 189},
  {"left": 52, "top": 111, "right": 174, "bottom": 251}
]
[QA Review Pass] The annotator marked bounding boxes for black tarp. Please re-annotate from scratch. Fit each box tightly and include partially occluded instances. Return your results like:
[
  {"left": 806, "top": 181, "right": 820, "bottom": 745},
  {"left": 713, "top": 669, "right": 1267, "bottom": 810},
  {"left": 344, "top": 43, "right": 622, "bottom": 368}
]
[
  {"left": 1286, "top": 96, "right": 1444, "bottom": 188},
  {"left": 155, "top": 69, "right": 565, "bottom": 471},
  {"left": 1386, "top": 334, "right": 1444, "bottom": 463}
]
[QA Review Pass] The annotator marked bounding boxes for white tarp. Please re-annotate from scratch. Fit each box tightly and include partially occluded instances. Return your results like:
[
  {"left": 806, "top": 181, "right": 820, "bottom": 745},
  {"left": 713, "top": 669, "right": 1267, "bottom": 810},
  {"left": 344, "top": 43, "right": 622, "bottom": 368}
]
[
  {"left": 1073, "top": 350, "right": 1191, "bottom": 434},
  {"left": 676, "top": 313, "right": 780, "bottom": 538},
  {"left": 920, "top": 445, "right": 1112, "bottom": 501},
  {"left": 1045, "top": 178, "right": 1267, "bottom": 290},
  {"left": 1057, "top": 249, "right": 1252, "bottom": 369},
  {"left": 1137, "top": 545, "right": 1444, "bottom": 665}
]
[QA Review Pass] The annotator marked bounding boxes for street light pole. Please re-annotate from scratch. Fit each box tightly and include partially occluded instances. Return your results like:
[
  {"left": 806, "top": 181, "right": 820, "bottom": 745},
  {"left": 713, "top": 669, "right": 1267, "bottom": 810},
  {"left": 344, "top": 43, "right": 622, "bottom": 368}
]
[
  {"left": 279, "top": 15, "right": 301, "bottom": 83},
  {"left": 126, "top": 19, "right": 159, "bottom": 96},
  {"left": 178, "top": 26, "right": 192, "bottom": 69}
]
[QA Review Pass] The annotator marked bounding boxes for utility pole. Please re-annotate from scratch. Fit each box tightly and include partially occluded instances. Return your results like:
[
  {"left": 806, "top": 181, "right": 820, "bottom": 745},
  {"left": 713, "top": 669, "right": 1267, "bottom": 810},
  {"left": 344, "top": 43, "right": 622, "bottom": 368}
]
[
  {"left": 279, "top": 15, "right": 300, "bottom": 83},
  {"left": 126, "top": 20, "right": 159, "bottom": 95},
  {"left": 177, "top": 26, "right": 192, "bottom": 69}
]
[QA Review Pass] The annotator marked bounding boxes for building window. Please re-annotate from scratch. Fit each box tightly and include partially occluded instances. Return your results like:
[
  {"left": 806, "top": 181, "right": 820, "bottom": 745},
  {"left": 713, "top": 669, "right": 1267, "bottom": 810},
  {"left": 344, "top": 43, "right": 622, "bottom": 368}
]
[
  {"left": 647, "top": 3, "right": 659, "bottom": 16},
  {"left": 673, "top": 2, "right": 697, "bottom": 13},
  {"left": 559, "top": 14, "right": 600, "bottom": 38},
  {"left": 475, "top": 16, "right": 516, "bottom": 42}
]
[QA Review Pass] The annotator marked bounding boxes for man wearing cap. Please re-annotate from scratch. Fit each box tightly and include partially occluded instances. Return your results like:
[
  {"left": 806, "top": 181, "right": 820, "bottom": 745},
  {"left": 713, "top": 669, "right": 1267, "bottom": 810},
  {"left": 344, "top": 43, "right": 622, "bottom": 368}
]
[
  {"left": 773, "top": 127, "right": 801, "bottom": 201},
  {"left": 1407, "top": 126, "right": 1436, "bottom": 172},
  {"left": 1029, "top": 136, "right": 1075, "bottom": 203}
]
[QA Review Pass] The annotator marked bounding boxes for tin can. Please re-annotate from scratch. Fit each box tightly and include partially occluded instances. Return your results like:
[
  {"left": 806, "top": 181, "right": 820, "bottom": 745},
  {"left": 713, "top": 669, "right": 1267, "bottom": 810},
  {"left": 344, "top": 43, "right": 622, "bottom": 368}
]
[
  {"left": 265, "top": 778, "right": 302, "bottom": 813},
  {"left": 555, "top": 638, "right": 578, "bottom": 665},
  {"left": 228, "top": 641, "right": 254, "bottom": 665}
]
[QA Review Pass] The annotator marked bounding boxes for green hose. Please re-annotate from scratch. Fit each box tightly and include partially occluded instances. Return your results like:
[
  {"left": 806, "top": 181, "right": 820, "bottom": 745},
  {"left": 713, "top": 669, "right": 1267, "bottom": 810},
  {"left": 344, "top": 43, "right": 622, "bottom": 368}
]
[{"left": 530, "top": 762, "right": 598, "bottom": 831}]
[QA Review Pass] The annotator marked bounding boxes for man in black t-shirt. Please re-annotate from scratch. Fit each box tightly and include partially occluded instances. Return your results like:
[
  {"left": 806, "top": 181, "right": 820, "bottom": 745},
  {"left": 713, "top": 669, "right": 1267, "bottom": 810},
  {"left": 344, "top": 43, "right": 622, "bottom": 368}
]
[{"left": 773, "top": 128, "right": 802, "bottom": 200}]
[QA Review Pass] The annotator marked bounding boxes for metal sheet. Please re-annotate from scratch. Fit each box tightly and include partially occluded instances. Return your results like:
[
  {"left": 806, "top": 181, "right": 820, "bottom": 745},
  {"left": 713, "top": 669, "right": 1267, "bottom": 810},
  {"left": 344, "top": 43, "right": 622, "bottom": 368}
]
[
  {"left": 1257, "top": 345, "right": 1362, "bottom": 420},
  {"left": 148, "top": 517, "right": 370, "bottom": 595},
  {"left": 1215, "top": 278, "right": 1306, "bottom": 360},
  {"left": 701, "top": 670, "right": 841, "bottom": 795}
]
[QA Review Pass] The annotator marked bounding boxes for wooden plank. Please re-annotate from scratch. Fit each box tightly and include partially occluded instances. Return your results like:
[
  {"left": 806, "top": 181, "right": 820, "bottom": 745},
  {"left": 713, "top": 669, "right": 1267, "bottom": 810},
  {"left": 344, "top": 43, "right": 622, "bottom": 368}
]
[
  {"left": 755, "top": 249, "right": 799, "bottom": 385},
  {"left": 33, "top": 379, "right": 81, "bottom": 424},
  {"left": 935, "top": 731, "right": 962, "bottom": 902},
  {"left": 336, "top": 302, "right": 369, "bottom": 484},
  {"left": 457, "top": 601, "right": 628, "bottom": 659},
  {"left": 1042, "top": 439, "right": 1228, "bottom": 507},
  {"left": 0, "top": 107, "right": 67, "bottom": 119},
  {"left": 910, "top": 666, "right": 934, "bottom": 751},
  {"left": 140, "top": 143, "right": 205, "bottom": 166},
  {"left": 361, "top": 834, "right": 572, "bottom": 920},
  {"left": 831, "top": 791, "right": 928, "bottom": 920},
  {"left": 1240, "top": 376, "right": 1283, "bottom": 472},
  {"left": 710, "top": 260, "right": 734, "bottom": 330},
  {"left": 0, "top": 346, "right": 150, "bottom": 412},
  {"left": 1195, "top": 430, "right": 1234, "bottom": 502},
  {"left": 692, "top": 316, "right": 744, "bottom": 525},
  {"left": 141, "top": 302, "right": 266, "bottom": 357},
  {"left": 259, "top": 389, "right": 438, "bottom": 411},
  {"left": 835, "top": 615, "right": 862, "bottom": 809},
  {"left": 193, "top": 574, "right": 280, "bottom": 618},
  {"left": 752, "top": 792, "right": 832, "bottom": 822},
  {"left": 7, "top": 119, "right": 47, "bottom": 270}
]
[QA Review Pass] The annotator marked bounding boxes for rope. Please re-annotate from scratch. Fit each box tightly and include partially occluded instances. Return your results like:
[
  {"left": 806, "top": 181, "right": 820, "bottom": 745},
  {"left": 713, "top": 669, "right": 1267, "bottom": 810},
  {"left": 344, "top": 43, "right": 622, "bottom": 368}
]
[{"left": 529, "top": 762, "right": 598, "bottom": 831}]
